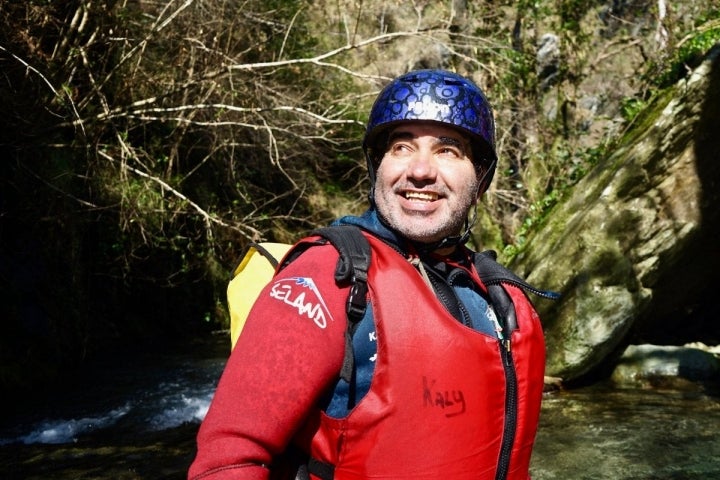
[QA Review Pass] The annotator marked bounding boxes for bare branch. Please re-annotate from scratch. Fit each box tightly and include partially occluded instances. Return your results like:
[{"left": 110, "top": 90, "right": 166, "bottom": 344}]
[
  {"left": 278, "top": 7, "right": 305, "bottom": 60},
  {"left": 98, "top": 149, "right": 263, "bottom": 241},
  {"left": 20, "top": 161, "right": 98, "bottom": 209},
  {"left": 0, "top": 44, "right": 84, "bottom": 134},
  {"left": 94, "top": 0, "right": 195, "bottom": 95},
  {"left": 221, "top": 30, "right": 444, "bottom": 80},
  {"left": 107, "top": 103, "right": 363, "bottom": 125}
]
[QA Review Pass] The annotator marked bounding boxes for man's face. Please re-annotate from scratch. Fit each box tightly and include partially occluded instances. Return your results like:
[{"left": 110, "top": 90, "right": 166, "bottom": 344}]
[{"left": 374, "top": 122, "right": 481, "bottom": 244}]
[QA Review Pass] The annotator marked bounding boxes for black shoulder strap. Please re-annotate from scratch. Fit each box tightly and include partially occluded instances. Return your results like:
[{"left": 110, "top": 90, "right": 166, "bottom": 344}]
[
  {"left": 473, "top": 250, "right": 560, "bottom": 300},
  {"left": 310, "top": 226, "right": 370, "bottom": 324},
  {"left": 279, "top": 225, "right": 371, "bottom": 384},
  {"left": 473, "top": 250, "right": 559, "bottom": 333},
  {"left": 310, "top": 226, "right": 370, "bottom": 383}
]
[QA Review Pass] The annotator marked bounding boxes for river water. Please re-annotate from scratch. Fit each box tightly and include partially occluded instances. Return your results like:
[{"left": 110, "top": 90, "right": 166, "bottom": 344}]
[{"left": 2, "top": 334, "right": 719, "bottom": 479}]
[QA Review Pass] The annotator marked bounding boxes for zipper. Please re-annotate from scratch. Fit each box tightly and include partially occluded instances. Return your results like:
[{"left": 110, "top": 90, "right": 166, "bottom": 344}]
[
  {"left": 488, "top": 279, "right": 519, "bottom": 480},
  {"left": 496, "top": 336, "right": 518, "bottom": 480}
]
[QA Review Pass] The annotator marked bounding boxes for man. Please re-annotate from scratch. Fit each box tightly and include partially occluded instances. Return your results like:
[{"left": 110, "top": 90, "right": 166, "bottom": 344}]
[{"left": 189, "top": 69, "right": 548, "bottom": 480}]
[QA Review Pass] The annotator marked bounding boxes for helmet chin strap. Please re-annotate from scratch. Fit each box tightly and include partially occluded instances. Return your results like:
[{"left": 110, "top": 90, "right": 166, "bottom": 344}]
[
  {"left": 421, "top": 200, "right": 477, "bottom": 253},
  {"left": 459, "top": 202, "right": 479, "bottom": 244}
]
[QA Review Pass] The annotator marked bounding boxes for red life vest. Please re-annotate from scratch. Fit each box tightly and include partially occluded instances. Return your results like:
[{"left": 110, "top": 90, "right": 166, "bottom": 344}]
[{"left": 294, "top": 235, "right": 545, "bottom": 480}]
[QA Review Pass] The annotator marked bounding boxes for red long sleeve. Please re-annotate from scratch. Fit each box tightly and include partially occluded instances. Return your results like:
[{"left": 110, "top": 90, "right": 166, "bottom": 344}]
[{"left": 188, "top": 243, "right": 348, "bottom": 480}]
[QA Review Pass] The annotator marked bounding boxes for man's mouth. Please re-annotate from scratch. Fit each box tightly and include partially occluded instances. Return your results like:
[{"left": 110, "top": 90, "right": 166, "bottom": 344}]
[{"left": 403, "top": 191, "right": 439, "bottom": 202}]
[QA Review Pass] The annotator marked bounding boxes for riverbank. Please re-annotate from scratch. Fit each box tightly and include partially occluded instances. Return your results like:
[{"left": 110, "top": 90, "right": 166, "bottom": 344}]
[
  {"left": 1, "top": 423, "right": 197, "bottom": 480},
  {"left": 2, "top": 334, "right": 719, "bottom": 479}
]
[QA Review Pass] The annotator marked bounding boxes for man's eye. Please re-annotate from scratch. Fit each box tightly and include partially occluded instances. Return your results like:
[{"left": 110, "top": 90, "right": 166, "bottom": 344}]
[
  {"left": 439, "top": 147, "right": 461, "bottom": 157},
  {"left": 391, "top": 143, "right": 411, "bottom": 153}
]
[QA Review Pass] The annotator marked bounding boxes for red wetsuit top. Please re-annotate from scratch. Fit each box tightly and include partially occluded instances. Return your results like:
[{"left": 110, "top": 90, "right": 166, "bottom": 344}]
[{"left": 189, "top": 233, "right": 545, "bottom": 480}]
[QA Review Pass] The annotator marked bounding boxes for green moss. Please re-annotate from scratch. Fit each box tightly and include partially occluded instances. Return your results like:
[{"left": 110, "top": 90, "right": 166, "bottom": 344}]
[
  {"left": 653, "top": 26, "right": 720, "bottom": 88},
  {"left": 616, "top": 88, "right": 675, "bottom": 148}
]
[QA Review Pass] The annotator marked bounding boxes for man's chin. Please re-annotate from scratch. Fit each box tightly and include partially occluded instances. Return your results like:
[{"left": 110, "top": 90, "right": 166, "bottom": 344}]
[
  {"left": 395, "top": 224, "right": 453, "bottom": 244},
  {"left": 376, "top": 208, "right": 457, "bottom": 242}
]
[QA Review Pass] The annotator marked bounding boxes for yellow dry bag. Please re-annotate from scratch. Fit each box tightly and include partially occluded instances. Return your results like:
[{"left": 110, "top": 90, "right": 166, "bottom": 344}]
[
  {"left": 227, "top": 242, "right": 291, "bottom": 348},
  {"left": 226, "top": 226, "right": 372, "bottom": 355}
]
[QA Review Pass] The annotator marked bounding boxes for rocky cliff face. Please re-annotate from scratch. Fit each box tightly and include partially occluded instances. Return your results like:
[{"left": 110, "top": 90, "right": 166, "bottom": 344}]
[{"left": 514, "top": 45, "right": 720, "bottom": 382}]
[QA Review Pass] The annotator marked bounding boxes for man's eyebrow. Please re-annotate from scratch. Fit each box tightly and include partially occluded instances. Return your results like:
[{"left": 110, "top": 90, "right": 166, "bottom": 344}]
[
  {"left": 387, "top": 131, "right": 465, "bottom": 147},
  {"left": 387, "top": 130, "right": 414, "bottom": 143},
  {"left": 437, "top": 136, "right": 465, "bottom": 150}
]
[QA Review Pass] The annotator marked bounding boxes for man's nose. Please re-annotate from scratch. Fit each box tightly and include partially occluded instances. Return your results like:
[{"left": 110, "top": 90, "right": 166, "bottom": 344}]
[{"left": 406, "top": 149, "right": 437, "bottom": 180}]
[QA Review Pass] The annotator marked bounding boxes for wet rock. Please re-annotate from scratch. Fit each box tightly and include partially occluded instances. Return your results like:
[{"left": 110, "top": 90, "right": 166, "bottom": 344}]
[
  {"left": 537, "top": 33, "right": 560, "bottom": 91},
  {"left": 611, "top": 344, "right": 720, "bottom": 387},
  {"left": 512, "top": 44, "right": 720, "bottom": 382}
]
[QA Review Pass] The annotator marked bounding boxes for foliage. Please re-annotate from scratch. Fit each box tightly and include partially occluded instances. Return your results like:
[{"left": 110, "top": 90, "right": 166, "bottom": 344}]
[
  {"left": 501, "top": 143, "right": 603, "bottom": 260},
  {"left": 649, "top": 22, "right": 720, "bottom": 88}
]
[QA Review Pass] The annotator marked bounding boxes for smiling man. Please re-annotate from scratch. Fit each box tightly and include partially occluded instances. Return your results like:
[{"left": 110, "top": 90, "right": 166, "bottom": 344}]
[
  {"left": 189, "top": 70, "right": 550, "bottom": 480},
  {"left": 374, "top": 123, "right": 482, "bottom": 245}
]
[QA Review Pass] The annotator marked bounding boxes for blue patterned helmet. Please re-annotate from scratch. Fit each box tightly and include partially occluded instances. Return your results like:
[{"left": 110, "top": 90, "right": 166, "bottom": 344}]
[{"left": 363, "top": 69, "right": 497, "bottom": 192}]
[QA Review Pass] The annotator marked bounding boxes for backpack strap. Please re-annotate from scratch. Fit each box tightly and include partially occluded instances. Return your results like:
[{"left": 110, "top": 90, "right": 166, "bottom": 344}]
[
  {"left": 310, "top": 226, "right": 370, "bottom": 384},
  {"left": 310, "top": 226, "right": 370, "bottom": 324},
  {"left": 279, "top": 225, "right": 371, "bottom": 384}
]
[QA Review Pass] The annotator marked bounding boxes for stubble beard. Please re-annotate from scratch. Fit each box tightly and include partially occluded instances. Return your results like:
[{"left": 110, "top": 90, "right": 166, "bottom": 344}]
[{"left": 374, "top": 183, "right": 477, "bottom": 245}]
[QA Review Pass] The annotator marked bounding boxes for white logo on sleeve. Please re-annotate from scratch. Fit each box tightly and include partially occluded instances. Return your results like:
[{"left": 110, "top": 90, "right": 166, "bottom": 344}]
[{"left": 269, "top": 277, "right": 334, "bottom": 328}]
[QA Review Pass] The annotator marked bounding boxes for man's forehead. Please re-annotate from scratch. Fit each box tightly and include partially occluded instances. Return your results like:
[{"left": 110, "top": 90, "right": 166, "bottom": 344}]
[{"left": 387, "top": 122, "right": 468, "bottom": 142}]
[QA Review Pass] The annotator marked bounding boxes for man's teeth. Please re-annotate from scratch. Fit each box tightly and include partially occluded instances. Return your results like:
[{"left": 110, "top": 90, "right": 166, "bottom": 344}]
[{"left": 405, "top": 191, "right": 438, "bottom": 201}]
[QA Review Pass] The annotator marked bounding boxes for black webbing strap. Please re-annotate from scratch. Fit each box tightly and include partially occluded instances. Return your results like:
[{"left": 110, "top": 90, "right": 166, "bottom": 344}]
[
  {"left": 251, "top": 242, "right": 281, "bottom": 269},
  {"left": 231, "top": 241, "right": 282, "bottom": 281},
  {"left": 310, "top": 225, "right": 371, "bottom": 384},
  {"left": 473, "top": 250, "right": 559, "bottom": 333},
  {"left": 472, "top": 250, "right": 560, "bottom": 300},
  {"left": 277, "top": 225, "right": 371, "bottom": 385},
  {"left": 306, "top": 457, "right": 335, "bottom": 480}
]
